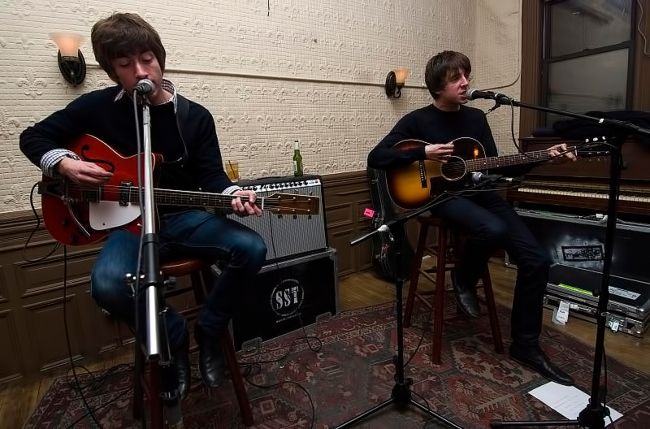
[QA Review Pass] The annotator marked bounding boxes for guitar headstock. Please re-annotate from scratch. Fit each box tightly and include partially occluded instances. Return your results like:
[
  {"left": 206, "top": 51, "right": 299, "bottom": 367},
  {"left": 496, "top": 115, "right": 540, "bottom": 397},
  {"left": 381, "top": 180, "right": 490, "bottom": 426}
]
[
  {"left": 577, "top": 136, "right": 611, "bottom": 159},
  {"left": 265, "top": 193, "right": 320, "bottom": 216}
]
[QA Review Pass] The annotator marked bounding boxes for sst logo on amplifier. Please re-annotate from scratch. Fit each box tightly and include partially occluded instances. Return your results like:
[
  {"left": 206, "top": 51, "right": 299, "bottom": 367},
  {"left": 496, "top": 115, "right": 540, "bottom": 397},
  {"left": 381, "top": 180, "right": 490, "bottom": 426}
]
[{"left": 270, "top": 278, "right": 305, "bottom": 322}]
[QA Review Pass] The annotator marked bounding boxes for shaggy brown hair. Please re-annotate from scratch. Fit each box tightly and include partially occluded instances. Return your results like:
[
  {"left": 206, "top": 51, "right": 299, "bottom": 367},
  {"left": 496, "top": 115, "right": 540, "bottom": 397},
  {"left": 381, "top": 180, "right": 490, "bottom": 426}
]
[
  {"left": 91, "top": 13, "right": 166, "bottom": 82},
  {"left": 424, "top": 50, "right": 471, "bottom": 99}
]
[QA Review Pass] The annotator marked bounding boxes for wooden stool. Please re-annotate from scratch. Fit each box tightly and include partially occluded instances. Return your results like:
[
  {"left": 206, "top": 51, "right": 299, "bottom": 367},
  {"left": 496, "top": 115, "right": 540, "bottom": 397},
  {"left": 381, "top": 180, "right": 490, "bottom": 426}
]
[
  {"left": 135, "top": 258, "right": 253, "bottom": 427},
  {"left": 403, "top": 216, "right": 504, "bottom": 365}
]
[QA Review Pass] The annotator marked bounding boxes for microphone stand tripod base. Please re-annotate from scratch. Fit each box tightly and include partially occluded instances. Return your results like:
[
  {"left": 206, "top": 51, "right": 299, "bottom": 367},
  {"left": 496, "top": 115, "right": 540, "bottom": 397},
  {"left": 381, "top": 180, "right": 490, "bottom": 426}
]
[{"left": 335, "top": 220, "right": 461, "bottom": 429}]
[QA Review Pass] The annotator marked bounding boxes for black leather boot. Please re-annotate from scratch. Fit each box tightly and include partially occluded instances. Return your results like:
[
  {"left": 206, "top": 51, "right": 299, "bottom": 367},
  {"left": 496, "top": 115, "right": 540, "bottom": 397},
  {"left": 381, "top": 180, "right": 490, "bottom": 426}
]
[
  {"left": 194, "top": 325, "right": 226, "bottom": 388},
  {"left": 451, "top": 269, "right": 480, "bottom": 318},
  {"left": 510, "top": 343, "right": 574, "bottom": 386},
  {"left": 173, "top": 336, "right": 191, "bottom": 400}
]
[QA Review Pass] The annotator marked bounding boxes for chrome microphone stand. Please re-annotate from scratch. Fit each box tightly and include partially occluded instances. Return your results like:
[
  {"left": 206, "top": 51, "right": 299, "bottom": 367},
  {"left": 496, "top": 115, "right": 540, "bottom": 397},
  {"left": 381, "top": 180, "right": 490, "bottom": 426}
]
[
  {"left": 131, "top": 82, "right": 175, "bottom": 428},
  {"left": 140, "top": 94, "right": 165, "bottom": 361}
]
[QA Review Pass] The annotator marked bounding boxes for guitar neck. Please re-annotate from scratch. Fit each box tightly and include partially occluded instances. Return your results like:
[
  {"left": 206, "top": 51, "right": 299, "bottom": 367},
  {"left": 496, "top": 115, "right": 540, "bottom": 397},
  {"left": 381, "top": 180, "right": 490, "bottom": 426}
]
[
  {"left": 123, "top": 187, "right": 319, "bottom": 216},
  {"left": 143, "top": 187, "right": 251, "bottom": 211},
  {"left": 464, "top": 147, "right": 573, "bottom": 171}
]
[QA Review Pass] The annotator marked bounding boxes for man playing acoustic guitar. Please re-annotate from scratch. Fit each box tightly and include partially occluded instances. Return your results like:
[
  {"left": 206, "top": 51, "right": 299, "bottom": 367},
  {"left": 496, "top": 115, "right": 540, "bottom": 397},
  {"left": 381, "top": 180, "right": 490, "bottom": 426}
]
[
  {"left": 20, "top": 13, "right": 267, "bottom": 403},
  {"left": 368, "top": 50, "right": 576, "bottom": 385}
]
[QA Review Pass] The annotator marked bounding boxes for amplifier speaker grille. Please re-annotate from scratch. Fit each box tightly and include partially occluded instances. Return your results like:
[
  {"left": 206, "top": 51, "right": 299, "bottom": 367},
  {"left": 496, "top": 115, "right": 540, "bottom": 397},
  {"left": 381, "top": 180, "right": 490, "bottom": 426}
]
[{"left": 227, "top": 175, "right": 327, "bottom": 262}]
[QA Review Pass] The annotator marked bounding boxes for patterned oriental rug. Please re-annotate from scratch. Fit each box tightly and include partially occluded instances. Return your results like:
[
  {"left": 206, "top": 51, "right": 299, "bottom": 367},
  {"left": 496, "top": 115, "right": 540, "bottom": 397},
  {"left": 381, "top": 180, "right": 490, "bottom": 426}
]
[{"left": 26, "top": 302, "right": 650, "bottom": 428}]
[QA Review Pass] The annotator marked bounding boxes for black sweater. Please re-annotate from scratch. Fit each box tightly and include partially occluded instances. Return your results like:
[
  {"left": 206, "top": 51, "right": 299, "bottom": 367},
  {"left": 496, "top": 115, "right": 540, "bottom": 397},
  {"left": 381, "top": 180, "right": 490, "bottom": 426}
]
[
  {"left": 368, "top": 104, "right": 529, "bottom": 177},
  {"left": 20, "top": 85, "right": 233, "bottom": 194}
]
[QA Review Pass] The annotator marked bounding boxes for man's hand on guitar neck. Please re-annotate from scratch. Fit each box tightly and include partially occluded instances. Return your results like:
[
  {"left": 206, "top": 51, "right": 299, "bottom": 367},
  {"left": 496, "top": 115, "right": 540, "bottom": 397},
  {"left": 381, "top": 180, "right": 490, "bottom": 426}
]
[
  {"left": 231, "top": 189, "right": 263, "bottom": 217},
  {"left": 547, "top": 143, "right": 577, "bottom": 163},
  {"left": 57, "top": 157, "right": 113, "bottom": 185},
  {"left": 424, "top": 142, "right": 455, "bottom": 162}
]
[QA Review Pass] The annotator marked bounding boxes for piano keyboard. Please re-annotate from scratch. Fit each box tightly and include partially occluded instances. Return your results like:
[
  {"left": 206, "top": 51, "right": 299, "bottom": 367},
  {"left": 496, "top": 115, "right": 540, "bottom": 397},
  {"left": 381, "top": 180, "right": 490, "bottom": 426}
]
[{"left": 516, "top": 186, "right": 650, "bottom": 204}]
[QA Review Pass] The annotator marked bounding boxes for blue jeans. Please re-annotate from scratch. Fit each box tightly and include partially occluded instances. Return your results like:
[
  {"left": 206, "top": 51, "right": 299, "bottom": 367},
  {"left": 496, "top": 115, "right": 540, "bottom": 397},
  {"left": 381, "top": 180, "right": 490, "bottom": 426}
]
[{"left": 90, "top": 209, "right": 267, "bottom": 350}]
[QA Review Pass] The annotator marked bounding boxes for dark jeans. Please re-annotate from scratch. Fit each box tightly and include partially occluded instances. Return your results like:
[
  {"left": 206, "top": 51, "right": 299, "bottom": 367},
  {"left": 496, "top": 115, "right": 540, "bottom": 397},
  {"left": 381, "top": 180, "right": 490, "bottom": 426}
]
[
  {"left": 433, "top": 191, "right": 552, "bottom": 347},
  {"left": 90, "top": 209, "right": 267, "bottom": 350}
]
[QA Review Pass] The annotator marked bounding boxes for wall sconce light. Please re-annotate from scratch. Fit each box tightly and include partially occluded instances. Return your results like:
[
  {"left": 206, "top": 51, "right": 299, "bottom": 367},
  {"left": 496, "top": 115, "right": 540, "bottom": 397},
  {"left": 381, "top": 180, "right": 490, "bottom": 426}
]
[
  {"left": 385, "top": 67, "right": 410, "bottom": 98},
  {"left": 50, "top": 32, "right": 86, "bottom": 86}
]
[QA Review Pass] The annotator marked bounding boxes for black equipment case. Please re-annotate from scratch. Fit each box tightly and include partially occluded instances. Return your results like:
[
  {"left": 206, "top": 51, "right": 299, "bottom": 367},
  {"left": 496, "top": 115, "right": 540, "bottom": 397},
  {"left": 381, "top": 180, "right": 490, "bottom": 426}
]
[
  {"left": 545, "top": 264, "right": 650, "bottom": 337},
  {"left": 511, "top": 208, "right": 650, "bottom": 337}
]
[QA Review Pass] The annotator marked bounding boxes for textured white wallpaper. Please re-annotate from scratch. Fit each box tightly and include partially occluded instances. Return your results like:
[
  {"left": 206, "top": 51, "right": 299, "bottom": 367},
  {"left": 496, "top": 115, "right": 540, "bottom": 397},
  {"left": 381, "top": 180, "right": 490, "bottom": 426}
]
[{"left": 0, "top": 0, "right": 520, "bottom": 214}]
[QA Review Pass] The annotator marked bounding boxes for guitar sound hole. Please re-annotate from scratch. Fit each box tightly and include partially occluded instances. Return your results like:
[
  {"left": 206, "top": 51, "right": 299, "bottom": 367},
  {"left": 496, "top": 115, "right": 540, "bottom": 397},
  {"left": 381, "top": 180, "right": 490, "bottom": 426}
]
[{"left": 440, "top": 156, "right": 466, "bottom": 181}]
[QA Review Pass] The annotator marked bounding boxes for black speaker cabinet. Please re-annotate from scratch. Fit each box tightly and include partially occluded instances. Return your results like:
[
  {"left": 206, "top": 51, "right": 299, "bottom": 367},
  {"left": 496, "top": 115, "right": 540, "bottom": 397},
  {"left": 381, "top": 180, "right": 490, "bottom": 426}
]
[
  {"left": 227, "top": 175, "right": 328, "bottom": 263},
  {"left": 231, "top": 248, "right": 338, "bottom": 349}
]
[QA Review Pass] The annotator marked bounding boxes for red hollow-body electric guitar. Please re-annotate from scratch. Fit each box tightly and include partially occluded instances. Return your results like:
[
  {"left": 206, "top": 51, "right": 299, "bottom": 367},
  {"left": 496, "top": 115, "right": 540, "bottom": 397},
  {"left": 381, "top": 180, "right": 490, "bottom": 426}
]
[{"left": 38, "top": 135, "right": 320, "bottom": 246}]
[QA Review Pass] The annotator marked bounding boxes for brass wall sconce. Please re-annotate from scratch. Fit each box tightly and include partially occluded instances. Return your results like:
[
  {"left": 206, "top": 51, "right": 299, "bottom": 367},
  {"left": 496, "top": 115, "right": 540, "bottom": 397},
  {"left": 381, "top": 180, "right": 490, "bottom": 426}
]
[
  {"left": 50, "top": 32, "right": 86, "bottom": 86},
  {"left": 385, "top": 67, "right": 410, "bottom": 98}
]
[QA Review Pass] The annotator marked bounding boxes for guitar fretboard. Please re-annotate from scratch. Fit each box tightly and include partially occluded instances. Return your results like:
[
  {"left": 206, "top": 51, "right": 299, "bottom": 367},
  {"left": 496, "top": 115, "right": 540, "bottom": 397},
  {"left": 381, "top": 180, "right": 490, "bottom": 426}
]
[
  {"left": 465, "top": 149, "right": 560, "bottom": 171},
  {"left": 140, "top": 187, "right": 252, "bottom": 210}
]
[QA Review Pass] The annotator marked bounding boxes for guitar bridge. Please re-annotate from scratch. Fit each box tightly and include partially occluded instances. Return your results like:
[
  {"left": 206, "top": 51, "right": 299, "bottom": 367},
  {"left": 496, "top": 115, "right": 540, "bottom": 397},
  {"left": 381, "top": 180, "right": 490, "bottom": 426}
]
[{"left": 418, "top": 161, "right": 428, "bottom": 188}]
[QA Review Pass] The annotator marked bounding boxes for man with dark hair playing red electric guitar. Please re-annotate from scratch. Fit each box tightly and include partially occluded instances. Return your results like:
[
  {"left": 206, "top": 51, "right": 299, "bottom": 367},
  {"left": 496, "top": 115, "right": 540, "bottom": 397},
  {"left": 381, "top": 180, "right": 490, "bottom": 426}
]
[
  {"left": 20, "top": 12, "right": 271, "bottom": 406},
  {"left": 368, "top": 50, "right": 576, "bottom": 386}
]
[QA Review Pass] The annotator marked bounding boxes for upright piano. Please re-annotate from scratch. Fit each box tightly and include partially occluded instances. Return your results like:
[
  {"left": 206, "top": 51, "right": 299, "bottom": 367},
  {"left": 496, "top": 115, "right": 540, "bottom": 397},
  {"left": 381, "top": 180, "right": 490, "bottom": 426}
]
[{"left": 507, "top": 136, "right": 650, "bottom": 219}]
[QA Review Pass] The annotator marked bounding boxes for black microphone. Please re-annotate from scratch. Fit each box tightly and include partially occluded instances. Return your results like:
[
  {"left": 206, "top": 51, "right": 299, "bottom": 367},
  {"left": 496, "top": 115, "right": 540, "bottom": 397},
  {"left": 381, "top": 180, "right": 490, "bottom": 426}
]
[
  {"left": 471, "top": 172, "right": 515, "bottom": 185},
  {"left": 134, "top": 79, "right": 154, "bottom": 95},
  {"left": 466, "top": 88, "right": 512, "bottom": 103}
]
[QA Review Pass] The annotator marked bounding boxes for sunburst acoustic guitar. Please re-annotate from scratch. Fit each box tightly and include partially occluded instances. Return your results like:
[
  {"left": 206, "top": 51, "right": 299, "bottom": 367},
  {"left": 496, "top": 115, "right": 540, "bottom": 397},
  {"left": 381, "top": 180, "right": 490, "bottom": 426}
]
[
  {"left": 38, "top": 134, "right": 320, "bottom": 246},
  {"left": 385, "top": 136, "right": 589, "bottom": 209}
]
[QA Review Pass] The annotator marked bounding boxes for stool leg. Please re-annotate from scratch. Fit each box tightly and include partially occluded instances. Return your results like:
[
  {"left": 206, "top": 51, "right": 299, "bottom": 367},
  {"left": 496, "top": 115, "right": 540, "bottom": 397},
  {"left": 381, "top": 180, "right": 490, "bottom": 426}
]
[
  {"left": 221, "top": 332, "right": 254, "bottom": 426},
  {"left": 404, "top": 223, "right": 429, "bottom": 328},
  {"left": 431, "top": 227, "right": 448, "bottom": 365},
  {"left": 147, "top": 361, "right": 163, "bottom": 429},
  {"left": 133, "top": 343, "right": 144, "bottom": 420},
  {"left": 134, "top": 338, "right": 163, "bottom": 428},
  {"left": 481, "top": 270, "right": 504, "bottom": 354},
  {"left": 191, "top": 271, "right": 207, "bottom": 303}
]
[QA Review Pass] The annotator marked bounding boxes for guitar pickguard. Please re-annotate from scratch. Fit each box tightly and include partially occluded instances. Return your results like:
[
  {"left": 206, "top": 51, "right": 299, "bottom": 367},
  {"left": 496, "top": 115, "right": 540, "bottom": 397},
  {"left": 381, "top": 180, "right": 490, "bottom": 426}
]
[{"left": 89, "top": 201, "right": 141, "bottom": 231}]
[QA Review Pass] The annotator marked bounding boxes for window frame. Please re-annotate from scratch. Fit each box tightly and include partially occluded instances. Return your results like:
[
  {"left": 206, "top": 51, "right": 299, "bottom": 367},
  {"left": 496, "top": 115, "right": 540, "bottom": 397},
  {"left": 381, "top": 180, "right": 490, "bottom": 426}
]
[
  {"left": 519, "top": 0, "right": 650, "bottom": 138},
  {"left": 540, "top": 0, "right": 636, "bottom": 125}
]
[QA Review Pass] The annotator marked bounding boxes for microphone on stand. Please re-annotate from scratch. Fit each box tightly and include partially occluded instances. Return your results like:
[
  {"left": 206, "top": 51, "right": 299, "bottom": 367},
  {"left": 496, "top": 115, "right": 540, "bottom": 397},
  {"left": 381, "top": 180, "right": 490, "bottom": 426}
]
[
  {"left": 471, "top": 172, "right": 515, "bottom": 185},
  {"left": 134, "top": 79, "right": 154, "bottom": 95},
  {"left": 466, "top": 88, "right": 513, "bottom": 104}
]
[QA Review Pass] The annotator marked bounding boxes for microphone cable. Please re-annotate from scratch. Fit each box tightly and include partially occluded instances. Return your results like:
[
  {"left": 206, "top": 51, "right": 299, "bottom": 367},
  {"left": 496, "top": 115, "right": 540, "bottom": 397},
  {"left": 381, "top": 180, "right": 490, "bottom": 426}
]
[
  {"left": 22, "top": 182, "right": 60, "bottom": 263},
  {"left": 238, "top": 317, "right": 322, "bottom": 429},
  {"left": 61, "top": 245, "right": 103, "bottom": 428}
]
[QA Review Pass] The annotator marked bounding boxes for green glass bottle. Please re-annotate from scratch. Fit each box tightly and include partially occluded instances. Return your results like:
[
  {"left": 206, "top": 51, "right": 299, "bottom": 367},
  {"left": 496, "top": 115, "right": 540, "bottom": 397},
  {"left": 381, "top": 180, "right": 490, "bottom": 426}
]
[{"left": 292, "top": 140, "right": 303, "bottom": 176}]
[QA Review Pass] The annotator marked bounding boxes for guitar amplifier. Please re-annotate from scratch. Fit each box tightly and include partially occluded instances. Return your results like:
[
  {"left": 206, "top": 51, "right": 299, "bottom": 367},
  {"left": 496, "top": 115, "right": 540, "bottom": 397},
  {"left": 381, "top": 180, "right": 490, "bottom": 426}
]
[
  {"left": 227, "top": 175, "right": 328, "bottom": 263},
  {"left": 231, "top": 247, "right": 338, "bottom": 349}
]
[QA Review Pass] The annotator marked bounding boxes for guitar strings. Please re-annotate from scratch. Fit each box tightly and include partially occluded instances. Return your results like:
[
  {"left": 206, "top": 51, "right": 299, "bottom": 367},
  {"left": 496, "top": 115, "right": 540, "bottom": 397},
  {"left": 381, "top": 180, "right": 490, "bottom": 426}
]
[
  {"left": 440, "top": 140, "right": 602, "bottom": 177},
  {"left": 46, "top": 183, "right": 317, "bottom": 212}
]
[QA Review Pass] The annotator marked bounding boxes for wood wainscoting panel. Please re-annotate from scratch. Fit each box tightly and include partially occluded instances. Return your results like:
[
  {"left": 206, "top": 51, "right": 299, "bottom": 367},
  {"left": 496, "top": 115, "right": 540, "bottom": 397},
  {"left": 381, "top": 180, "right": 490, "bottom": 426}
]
[
  {"left": 0, "top": 308, "right": 23, "bottom": 383},
  {"left": 21, "top": 293, "right": 85, "bottom": 374},
  {"left": 321, "top": 171, "right": 374, "bottom": 276}
]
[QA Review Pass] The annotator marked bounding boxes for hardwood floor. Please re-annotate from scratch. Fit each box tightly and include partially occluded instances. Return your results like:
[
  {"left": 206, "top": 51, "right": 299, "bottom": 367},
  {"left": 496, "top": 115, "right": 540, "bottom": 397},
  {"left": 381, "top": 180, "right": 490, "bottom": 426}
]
[{"left": 2, "top": 258, "right": 648, "bottom": 428}]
